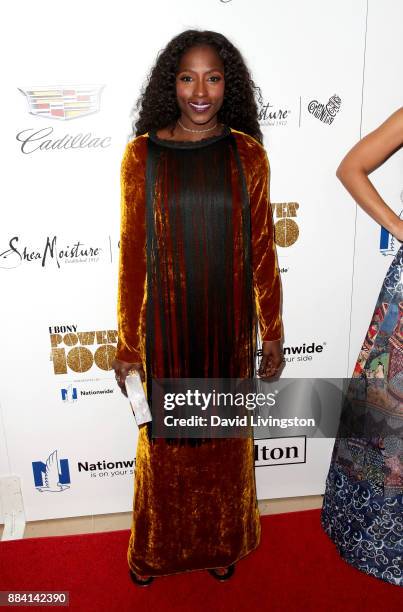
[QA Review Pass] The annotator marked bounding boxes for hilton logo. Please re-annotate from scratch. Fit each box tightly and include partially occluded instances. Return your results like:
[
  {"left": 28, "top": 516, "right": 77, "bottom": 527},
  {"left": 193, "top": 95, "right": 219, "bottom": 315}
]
[{"left": 254, "top": 437, "right": 306, "bottom": 466}]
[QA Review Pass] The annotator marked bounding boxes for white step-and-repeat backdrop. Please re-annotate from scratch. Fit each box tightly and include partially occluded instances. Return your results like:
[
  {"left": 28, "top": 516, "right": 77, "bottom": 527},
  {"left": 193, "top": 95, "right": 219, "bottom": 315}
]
[{"left": 1, "top": 0, "right": 402, "bottom": 521}]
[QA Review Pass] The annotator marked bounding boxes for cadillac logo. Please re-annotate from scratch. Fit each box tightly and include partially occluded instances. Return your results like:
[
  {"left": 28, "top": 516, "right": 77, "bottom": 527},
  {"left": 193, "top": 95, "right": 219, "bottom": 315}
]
[{"left": 18, "top": 85, "right": 105, "bottom": 121}]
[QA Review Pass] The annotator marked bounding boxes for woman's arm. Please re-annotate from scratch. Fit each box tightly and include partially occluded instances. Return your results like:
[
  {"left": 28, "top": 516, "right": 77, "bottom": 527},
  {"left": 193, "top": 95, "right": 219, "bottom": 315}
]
[
  {"left": 249, "top": 146, "right": 283, "bottom": 377},
  {"left": 113, "top": 140, "right": 147, "bottom": 391},
  {"left": 337, "top": 107, "right": 403, "bottom": 240}
]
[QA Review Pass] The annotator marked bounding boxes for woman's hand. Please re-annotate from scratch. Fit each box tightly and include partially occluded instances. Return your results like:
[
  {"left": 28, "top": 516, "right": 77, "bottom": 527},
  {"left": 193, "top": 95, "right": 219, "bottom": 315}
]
[
  {"left": 112, "top": 358, "right": 145, "bottom": 396},
  {"left": 258, "top": 340, "right": 284, "bottom": 379}
]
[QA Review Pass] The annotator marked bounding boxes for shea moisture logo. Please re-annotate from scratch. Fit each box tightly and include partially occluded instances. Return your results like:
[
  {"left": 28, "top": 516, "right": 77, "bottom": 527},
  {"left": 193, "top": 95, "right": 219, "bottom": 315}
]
[
  {"left": 0, "top": 236, "right": 104, "bottom": 269},
  {"left": 49, "top": 324, "right": 117, "bottom": 375},
  {"left": 308, "top": 94, "right": 341, "bottom": 125},
  {"left": 272, "top": 202, "right": 300, "bottom": 247},
  {"left": 255, "top": 87, "right": 291, "bottom": 127}
]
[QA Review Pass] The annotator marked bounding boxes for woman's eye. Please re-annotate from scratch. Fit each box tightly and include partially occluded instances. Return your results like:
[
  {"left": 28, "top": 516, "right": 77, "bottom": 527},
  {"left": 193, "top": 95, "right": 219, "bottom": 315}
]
[{"left": 178, "top": 75, "right": 222, "bottom": 83}]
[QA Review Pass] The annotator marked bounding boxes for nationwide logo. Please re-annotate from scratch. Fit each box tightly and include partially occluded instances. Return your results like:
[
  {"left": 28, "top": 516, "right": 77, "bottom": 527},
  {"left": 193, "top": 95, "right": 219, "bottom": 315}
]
[
  {"left": 257, "top": 341, "right": 327, "bottom": 364},
  {"left": 49, "top": 324, "right": 117, "bottom": 375},
  {"left": 32, "top": 450, "right": 71, "bottom": 493},
  {"left": 79, "top": 388, "right": 114, "bottom": 397},
  {"left": 60, "top": 384, "right": 114, "bottom": 401},
  {"left": 61, "top": 386, "right": 78, "bottom": 402},
  {"left": 271, "top": 202, "right": 300, "bottom": 248},
  {"left": 379, "top": 192, "right": 403, "bottom": 256},
  {"left": 380, "top": 220, "right": 403, "bottom": 256},
  {"left": 18, "top": 85, "right": 104, "bottom": 121},
  {"left": 307, "top": 94, "right": 341, "bottom": 125},
  {"left": 254, "top": 436, "right": 306, "bottom": 466},
  {"left": 79, "top": 458, "right": 135, "bottom": 479},
  {"left": 283, "top": 341, "right": 327, "bottom": 363},
  {"left": 32, "top": 452, "right": 135, "bottom": 491},
  {"left": 255, "top": 87, "right": 292, "bottom": 127},
  {"left": 0, "top": 236, "right": 108, "bottom": 269}
]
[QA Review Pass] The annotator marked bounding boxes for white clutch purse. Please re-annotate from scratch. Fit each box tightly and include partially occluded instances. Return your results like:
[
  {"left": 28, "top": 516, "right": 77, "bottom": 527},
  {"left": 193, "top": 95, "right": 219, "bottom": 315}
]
[{"left": 125, "top": 370, "right": 152, "bottom": 426}]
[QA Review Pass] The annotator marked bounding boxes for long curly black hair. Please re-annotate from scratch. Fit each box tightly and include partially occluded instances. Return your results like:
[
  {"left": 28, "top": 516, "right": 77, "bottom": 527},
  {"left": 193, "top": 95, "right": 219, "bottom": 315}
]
[{"left": 132, "top": 29, "right": 262, "bottom": 143}]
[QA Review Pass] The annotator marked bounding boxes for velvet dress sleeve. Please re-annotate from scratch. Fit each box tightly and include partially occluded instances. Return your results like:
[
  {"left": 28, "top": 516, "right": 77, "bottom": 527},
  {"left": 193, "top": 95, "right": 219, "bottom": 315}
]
[
  {"left": 249, "top": 146, "right": 283, "bottom": 342},
  {"left": 115, "top": 138, "right": 147, "bottom": 363}
]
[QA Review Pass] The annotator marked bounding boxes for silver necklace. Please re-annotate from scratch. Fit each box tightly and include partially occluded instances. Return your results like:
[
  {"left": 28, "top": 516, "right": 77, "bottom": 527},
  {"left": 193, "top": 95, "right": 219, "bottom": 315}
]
[{"left": 177, "top": 119, "right": 218, "bottom": 134}]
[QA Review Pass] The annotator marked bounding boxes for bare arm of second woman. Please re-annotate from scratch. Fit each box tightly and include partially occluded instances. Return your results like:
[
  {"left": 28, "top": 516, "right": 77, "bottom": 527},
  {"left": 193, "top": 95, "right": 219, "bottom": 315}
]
[{"left": 336, "top": 107, "right": 403, "bottom": 239}]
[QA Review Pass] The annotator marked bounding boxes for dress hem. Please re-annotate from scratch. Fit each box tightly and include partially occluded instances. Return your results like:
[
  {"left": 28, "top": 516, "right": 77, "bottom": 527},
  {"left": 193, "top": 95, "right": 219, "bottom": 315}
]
[
  {"left": 320, "top": 514, "right": 402, "bottom": 588},
  {"left": 127, "top": 532, "right": 261, "bottom": 578}
]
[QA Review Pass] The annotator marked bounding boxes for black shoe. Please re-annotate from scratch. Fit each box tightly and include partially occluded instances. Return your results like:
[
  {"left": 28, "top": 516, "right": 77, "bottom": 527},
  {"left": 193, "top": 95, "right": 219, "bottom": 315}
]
[
  {"left": 208, "top": 564, "right": 235, "bottom": 581},
  {"left": 129, "top": 569, "right": 154, "bottom": 586}
]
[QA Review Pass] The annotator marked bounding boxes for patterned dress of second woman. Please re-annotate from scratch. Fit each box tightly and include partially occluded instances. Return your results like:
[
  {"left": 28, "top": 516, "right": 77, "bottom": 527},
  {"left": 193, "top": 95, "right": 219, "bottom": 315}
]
[{"left": 322, "top": 246, "right": 403, "bottom": 586}]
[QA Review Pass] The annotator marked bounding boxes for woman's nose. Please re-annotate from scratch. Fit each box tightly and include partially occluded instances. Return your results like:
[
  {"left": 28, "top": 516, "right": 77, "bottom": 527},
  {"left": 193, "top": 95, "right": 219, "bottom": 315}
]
[{"left": 193, "top": 78, "right": 207, "bottom": 97}]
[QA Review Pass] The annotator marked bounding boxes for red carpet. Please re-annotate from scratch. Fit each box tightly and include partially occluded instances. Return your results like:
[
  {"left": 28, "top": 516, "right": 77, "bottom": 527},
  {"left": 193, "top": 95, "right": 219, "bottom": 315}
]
[{"left": 0, "top": 509, "right": 401, "bottom": 611}]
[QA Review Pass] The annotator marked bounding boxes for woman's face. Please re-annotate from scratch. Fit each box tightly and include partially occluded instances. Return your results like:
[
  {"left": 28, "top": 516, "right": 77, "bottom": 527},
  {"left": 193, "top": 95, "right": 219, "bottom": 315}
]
[{"left": 176, "top": 45, "right": 225, "bottom": 128}]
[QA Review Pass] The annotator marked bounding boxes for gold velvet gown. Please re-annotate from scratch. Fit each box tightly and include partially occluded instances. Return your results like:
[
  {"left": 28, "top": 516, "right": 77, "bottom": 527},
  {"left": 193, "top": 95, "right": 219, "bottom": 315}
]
[{"left": 116, "top": 125, "right": 282, "bottom": 577}]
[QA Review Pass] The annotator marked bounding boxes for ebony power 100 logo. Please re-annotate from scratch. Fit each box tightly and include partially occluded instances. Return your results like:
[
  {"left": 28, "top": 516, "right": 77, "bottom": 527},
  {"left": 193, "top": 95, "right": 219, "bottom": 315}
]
[
  {"left": 272, "top": 202, "right": 300, "bottom": 248},
  {"left": 49, "top": 324, "right": 117, "bottom": 374}
]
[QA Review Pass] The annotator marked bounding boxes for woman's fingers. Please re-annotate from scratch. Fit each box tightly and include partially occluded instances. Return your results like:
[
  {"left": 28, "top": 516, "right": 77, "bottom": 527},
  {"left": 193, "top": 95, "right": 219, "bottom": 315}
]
[
  {"left": 258, "top": 351, "right": 284, "bottom": 379},
  {"left": 258, "top": 355, "right": 276, "bottom": 377},
  {"left": 260, "top": 342, "right": 284, "bottom": 373},
  {"left": 258, "top": 355, "right": 268, "bottom": 376},
  {"left": 112, "top": 359, "right": 145, "bottom": 396},
  {"left": 134, "top": 365, "right": 146, "bottom": 382},
  {"left": 115, "top": 366, "right": 128, "bottom": 396}
]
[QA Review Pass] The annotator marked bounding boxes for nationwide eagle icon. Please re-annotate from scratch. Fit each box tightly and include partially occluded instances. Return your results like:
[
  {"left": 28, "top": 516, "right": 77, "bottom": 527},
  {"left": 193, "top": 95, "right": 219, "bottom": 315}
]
[{"left": 35, "top": 450, "right": 71, "bottom": 492}]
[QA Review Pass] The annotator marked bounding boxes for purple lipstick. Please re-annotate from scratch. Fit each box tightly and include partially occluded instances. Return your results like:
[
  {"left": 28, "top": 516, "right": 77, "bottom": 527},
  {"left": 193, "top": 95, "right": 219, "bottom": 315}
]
[{"left": 189, "top": 102, "right": 212, "bottom": 113}]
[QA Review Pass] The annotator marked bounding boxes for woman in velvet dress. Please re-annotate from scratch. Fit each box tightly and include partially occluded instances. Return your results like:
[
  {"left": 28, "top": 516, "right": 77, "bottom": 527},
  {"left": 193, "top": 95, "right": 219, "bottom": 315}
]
[
  {"left": 321, "top": 107, "right": 403, "bottom": 586},
  {"left": 112, "top": 30, "right": 283, "bottom": 585}
]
